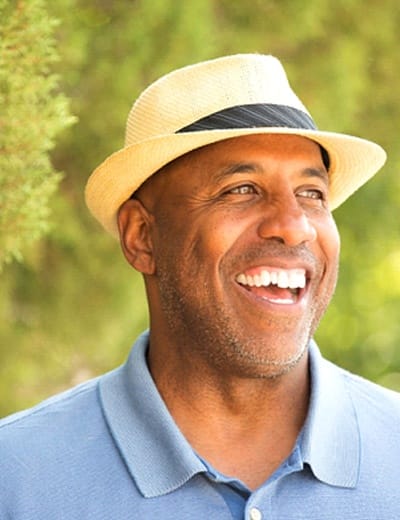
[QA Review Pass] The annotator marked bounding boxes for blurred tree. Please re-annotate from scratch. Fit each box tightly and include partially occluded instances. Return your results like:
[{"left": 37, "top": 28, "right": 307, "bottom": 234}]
[
  {"left": 1, "top": 0, "right": 399, "bottom": 416},
  {"left": 0, "top": 0, "right": 75, "bottom": 268}
]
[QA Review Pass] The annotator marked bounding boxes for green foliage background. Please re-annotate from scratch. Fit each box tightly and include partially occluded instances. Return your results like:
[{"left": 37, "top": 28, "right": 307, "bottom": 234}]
[
  {"left": 1, "top": 0, "right": 400, "bottom": 416},
  {"left": 0, "top": 0, "right": 75, "bottom": 266}
]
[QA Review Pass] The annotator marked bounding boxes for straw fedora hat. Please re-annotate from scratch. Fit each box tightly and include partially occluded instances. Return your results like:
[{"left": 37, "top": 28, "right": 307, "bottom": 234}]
[{"left": 85, "top": 53, "right": 386, "bottom": 238}]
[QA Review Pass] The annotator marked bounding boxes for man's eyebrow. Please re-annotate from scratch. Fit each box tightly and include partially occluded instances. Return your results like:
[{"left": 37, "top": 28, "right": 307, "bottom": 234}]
[
  {"left": 301, "top": 167, "right": 329, "bottom": 185},
  {"left": 214, "top": 162, "right": 264, "bottom": 180},
  {"left": 214, "top": 163, "right": 329, "bottom": 184}
]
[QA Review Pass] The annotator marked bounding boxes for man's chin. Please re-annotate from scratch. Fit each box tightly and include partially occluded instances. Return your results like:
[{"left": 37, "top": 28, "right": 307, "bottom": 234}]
[{"left": 221, "top": 335, "right": 310, "bottom": 380}]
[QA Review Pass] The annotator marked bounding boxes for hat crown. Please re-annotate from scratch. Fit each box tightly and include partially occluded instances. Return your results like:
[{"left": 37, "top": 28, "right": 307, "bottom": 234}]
[{"left": 125, "top": 54, "right": 310, "bottom": 146}]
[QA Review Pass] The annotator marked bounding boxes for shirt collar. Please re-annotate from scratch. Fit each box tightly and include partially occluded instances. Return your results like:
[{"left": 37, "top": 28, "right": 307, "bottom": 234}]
[
  {"left": 99, "top": 331, "right": 205, "bottom": 498},
  {"left": 301, "top": 340, "right": 360, "bottom": 488},
  {"left": 100, "top": 332, "right": 361, "bottom": 497}
]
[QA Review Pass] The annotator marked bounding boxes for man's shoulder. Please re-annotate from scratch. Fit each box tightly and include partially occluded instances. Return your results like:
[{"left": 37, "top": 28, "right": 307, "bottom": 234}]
[
  {"left": 0, "top": 370, "right": 145, "bottom": 518},
  {"left": 337, "top": 361, "right": 400, "bottom": 400},
  {"left": 328, "top": 358, "right": 400, "bottom": 421},
  {"left": 0, "top": 373, "right": 120, "bottom": 483},
  {"left": 0, "top": 375, "right": 103, "bottom": 445}
]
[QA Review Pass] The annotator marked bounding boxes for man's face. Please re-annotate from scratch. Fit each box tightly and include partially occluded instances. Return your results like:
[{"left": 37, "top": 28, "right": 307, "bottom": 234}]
[{"left": 137, "top": 134, "right": 340, "bottom": 378}]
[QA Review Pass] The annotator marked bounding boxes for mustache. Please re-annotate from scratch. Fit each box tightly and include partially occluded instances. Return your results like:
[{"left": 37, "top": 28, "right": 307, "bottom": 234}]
[{"left": 229, "top": 241, "right": 318, "bottom": 269}]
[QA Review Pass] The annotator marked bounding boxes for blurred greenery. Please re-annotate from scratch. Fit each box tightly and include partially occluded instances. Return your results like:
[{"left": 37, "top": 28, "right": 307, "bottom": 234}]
[
  {"left": 1, "top": 0, "right": 399, "bottom": 416},
  {"left": 0, "top": 0, "right": 75, "bottom": 266}
]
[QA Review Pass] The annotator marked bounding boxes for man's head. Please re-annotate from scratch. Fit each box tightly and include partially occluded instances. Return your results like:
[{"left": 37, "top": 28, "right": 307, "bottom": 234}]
[
  {"left": 85, "top": 54, "right": 386, "bottom": 378},
  {"left": 117, "top": 133, "right": 340, "bottom": 378}
]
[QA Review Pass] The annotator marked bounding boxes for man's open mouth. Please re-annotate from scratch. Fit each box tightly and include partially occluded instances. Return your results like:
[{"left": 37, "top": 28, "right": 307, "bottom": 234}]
[{"left": 235, "top": 268, "right": 307, "bottom": 305}]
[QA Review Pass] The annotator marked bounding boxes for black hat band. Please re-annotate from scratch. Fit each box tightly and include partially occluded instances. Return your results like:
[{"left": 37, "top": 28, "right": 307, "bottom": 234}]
[{"left": 177, "top": 103, "right": 317, "bottom": 133}]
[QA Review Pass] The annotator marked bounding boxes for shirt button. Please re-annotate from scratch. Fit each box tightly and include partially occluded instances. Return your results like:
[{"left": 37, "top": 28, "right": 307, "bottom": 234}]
[{"left": 249, "top": 507, "right": 262, "bottom": 520}]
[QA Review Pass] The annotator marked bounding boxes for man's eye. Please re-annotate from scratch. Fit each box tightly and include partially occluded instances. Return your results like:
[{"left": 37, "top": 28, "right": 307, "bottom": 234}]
[
  {"left": 228, "top": 185, "right": 257, "bottom": 195},
  {"left": 298, "top": 189, "right": 324, "bottom": 201}
]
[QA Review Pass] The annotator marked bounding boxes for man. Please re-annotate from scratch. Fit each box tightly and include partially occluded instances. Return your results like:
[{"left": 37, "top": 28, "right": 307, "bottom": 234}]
[{"left": 1, "top": 54, "right": 398, "bottom": 519}]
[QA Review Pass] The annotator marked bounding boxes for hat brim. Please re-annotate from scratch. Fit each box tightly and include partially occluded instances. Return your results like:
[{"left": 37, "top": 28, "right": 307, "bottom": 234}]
[{"left": 85, "top": 127, "right": 386, "bottom": 237}]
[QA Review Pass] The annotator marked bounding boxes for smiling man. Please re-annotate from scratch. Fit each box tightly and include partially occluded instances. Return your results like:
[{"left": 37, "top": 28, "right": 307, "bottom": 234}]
[{"left": 1, "top": 54, "right": 399, "bottom": 519}]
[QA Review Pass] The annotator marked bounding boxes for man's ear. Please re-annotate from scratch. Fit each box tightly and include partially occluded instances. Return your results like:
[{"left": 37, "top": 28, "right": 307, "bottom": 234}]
[{"left": 117, "top": 198, "right": 155, "bottom": 275}]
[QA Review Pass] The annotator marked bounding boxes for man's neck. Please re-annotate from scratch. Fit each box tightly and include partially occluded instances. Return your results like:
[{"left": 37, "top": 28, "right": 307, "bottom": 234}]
[{"left": 148, "top": 337, "right": 310, "bottom": 489}]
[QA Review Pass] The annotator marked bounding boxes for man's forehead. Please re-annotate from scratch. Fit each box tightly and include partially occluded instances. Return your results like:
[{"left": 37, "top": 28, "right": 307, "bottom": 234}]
[
  {"left": 148, "top": 134, "right": 327, "bottom": 183},
  {"left": 134, "top": 134, "right": 329, "bottom": 206}
]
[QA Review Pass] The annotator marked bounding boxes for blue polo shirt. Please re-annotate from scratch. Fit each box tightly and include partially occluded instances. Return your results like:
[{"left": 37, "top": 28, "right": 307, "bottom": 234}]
[{"left": 1, "top": 331, "right": 400, "bottom": 519}]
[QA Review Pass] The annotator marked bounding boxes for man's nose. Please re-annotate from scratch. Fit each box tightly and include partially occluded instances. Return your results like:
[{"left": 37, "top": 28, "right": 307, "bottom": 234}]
[{"left": 257, "top": 197, "right": 317, "bottom": 247}]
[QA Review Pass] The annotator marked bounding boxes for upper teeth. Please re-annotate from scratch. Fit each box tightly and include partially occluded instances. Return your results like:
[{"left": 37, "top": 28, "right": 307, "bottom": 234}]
[{"left": 236, "top": 269, "right": 306, "bottom": 289}]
